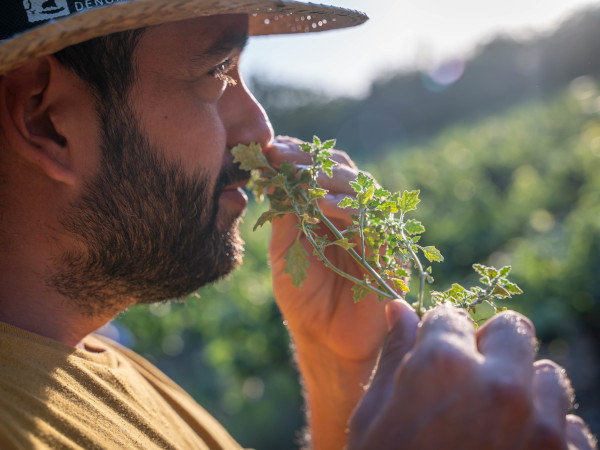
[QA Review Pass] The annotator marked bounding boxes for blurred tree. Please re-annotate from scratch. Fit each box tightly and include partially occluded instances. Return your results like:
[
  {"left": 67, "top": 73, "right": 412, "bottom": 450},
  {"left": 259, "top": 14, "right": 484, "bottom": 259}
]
[{"left": 256, "top": 6, "right": 600, "bottom": 159}]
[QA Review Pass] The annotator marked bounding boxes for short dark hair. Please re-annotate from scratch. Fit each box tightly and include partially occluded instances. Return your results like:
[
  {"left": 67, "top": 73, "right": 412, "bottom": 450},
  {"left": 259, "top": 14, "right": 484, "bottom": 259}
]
[{"left": 54, "top": 29, "right": 146, "bottom": 104}]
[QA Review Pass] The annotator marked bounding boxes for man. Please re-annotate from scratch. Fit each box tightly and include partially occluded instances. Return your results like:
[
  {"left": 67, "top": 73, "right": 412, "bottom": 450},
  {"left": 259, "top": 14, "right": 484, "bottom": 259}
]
[{"left": 0, "top": 1, "right": 596, "bottom": 449}]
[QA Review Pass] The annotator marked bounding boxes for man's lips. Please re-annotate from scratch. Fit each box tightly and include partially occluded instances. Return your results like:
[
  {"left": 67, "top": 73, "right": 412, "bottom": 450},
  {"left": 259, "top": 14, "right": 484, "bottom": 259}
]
[
  {"left": 223, "top": 178, "right": 251, "bottom": 191},
  {"left": 219, "top": 177, "right": 251, "bottom": 209}
]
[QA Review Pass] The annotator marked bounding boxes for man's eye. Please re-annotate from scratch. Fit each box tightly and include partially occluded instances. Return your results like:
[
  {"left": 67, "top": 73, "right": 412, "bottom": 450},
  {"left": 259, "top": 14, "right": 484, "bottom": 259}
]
[{"left": 208, "top": 59, "right": 237, "bottom": 86}]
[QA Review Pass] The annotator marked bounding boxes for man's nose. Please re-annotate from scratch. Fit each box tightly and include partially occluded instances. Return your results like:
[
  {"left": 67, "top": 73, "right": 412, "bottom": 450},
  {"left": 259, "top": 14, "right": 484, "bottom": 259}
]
[{"left": 222, "top": 72, "right": 274, "bottom": 150}]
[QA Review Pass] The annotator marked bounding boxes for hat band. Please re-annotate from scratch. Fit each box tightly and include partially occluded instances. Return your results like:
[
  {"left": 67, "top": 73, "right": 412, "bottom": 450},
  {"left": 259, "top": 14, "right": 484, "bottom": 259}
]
[{"left": 1, "top": 0, "right": 129, "bottom": 40}]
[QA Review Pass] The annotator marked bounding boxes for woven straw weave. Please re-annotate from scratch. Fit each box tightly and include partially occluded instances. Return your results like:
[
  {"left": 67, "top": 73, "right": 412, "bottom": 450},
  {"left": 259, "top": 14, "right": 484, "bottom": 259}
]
[{"left": 0, "top": 0, "right": 367, "bottom": 74}]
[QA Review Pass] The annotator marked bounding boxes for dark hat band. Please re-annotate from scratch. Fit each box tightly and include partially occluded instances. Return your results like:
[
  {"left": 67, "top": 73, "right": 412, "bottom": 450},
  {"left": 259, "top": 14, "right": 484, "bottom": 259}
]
[{"left": 1, "top": 0, "right": 129, "bottom": 40}]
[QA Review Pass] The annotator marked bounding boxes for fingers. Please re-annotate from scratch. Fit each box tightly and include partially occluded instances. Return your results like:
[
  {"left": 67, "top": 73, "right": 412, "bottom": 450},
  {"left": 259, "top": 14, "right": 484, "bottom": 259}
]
[
  {"left": 264, "top": 137, "right": 365, "bottom": 228},
  {"left": 377, "top": 300, "right": 420, "bottom": 380},
  {"left": 264, "top": 136, "right": 361, "bottom": 194},
  {"left": 526, "top": 360, "right": 573, "bottom": 449},
  {"left": 303, "top": 163, "right": 360, "bottom": 195},
  {"left": 349, "top": 300, "right": 419, "bottom": 438},
  {"left": 414, "top": 304, "right": 477, "bottom": 352},
  {"left": 567, "top": 415, "right": 598, "bottom": 450},
  {"left": 264, "top": 138, "right": 312, "bottom": 167},
  {"left": 477, "top": 311, "right": 537, "bottom": 385}
]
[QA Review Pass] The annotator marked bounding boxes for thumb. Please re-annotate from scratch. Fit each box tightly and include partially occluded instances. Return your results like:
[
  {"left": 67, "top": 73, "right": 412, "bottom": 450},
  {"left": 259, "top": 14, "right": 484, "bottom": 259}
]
[
  {"left": 350, "top": 300, "right": 419, "bottom": 429},
  {"left": 378, "top": 299, "right": 420, "bottom": 385}
]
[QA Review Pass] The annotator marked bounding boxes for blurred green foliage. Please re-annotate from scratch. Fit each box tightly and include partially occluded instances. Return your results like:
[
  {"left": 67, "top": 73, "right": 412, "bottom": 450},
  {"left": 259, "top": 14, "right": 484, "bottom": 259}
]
[{"left": 114, "top": 78, "right": 600, "bottom": 448}]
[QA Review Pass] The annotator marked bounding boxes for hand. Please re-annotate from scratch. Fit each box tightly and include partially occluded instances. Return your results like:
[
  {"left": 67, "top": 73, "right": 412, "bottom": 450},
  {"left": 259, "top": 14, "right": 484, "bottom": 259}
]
[
  {"left": 348, "top": 302, "right": 598, "bottom": 450},
  {"left": 264, "top": 136, "right": 391, "bottom": 449},
  {"left": 265, "top": 136, "right": 388, "bottom": 366}
]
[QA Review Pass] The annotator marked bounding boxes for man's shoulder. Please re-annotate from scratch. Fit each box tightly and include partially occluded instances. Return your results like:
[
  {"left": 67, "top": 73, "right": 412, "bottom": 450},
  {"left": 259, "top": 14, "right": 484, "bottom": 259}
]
[{"left": 0, "top": 322, "right": 244, "bottom": 449}]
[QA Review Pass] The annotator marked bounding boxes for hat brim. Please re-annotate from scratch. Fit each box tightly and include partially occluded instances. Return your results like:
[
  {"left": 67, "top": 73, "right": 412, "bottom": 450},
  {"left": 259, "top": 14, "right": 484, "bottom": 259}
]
[{"left": 0, "top": 0, "right": 367, "bottom": 75}]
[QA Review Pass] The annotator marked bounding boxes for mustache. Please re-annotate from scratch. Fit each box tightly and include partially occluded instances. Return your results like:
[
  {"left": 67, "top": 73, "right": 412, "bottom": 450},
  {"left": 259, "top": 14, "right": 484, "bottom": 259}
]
[{"left": 215, "top": 160, "right": 251, "bottom": 193}]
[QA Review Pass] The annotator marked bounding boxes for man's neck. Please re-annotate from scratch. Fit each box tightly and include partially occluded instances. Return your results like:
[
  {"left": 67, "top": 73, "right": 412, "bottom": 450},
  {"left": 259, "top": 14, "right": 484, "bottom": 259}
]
[{"left": 0, "top": 259, "right": 121, "bottom": 348}]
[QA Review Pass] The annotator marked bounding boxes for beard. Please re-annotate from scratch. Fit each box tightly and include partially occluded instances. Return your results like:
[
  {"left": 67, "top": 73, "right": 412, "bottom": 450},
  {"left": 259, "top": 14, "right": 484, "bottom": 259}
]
[{"left": 49, "top": 102, "right": 249, "bottom": 316}]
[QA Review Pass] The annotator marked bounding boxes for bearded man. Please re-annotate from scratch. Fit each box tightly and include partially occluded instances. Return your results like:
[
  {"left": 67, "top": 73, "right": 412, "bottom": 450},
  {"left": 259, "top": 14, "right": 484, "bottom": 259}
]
[{"left": 0, "top": 1, "right": 596, "bottom": 449}]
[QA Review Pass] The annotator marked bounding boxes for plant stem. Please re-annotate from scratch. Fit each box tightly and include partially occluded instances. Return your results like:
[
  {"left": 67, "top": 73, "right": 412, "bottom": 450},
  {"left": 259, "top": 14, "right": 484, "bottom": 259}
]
[
  {"left": 403, "top": 233, "right": 426, "bottom": 317},
  {"left": 301, "top": 222, "right": 393, "bottom": 299},
  {"left": 312, "top": 200, "right": 399, "bottom": 299},
  {"left": 359, "top": 207, "right": 366, "bottom": 261}
]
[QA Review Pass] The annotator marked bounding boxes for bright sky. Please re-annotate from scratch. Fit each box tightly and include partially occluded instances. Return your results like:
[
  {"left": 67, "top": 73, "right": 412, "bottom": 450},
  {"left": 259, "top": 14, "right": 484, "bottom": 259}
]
[{"left": 240, "top": 0, "right": 599, "bottom": 97}]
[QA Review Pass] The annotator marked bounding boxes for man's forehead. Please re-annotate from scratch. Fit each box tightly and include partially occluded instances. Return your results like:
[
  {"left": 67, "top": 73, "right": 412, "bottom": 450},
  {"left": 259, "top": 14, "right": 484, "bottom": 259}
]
[{"left": 141, "top": 14, "right": 249, "bottom": 59}]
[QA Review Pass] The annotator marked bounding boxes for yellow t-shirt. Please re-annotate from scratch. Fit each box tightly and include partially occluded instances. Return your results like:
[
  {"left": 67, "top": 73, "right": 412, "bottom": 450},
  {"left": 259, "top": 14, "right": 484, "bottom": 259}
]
[{"left": 0, "top": 321, "right": 243, "bottom": 449}]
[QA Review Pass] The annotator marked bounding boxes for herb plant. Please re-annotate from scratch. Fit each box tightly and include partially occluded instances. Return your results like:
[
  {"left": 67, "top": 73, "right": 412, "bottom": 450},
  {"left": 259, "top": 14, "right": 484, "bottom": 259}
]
[{"left": 232, "top": 137, "right": 522, "bottom": 318}]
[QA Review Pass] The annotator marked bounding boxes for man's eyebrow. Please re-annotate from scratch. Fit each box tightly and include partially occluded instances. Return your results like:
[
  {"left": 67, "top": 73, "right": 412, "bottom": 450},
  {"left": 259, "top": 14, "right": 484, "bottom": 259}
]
[{"left": 195, "top": 31, "right": 249, "bottom": 64}]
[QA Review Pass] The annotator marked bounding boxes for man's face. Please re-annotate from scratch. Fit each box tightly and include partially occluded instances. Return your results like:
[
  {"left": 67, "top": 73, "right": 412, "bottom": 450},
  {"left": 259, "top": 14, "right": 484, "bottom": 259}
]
[{"left": 50, "top": 15, "right": 273, "bottom": 314}]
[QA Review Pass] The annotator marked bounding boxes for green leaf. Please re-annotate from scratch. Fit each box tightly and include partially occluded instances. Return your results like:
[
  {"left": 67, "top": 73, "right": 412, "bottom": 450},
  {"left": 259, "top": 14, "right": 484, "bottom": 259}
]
[
  {"left": 404, "top": 219, "right": 426, "bottom": 235},
  {"left": 376, "top": 200, "right": 399, "bottom": 214},
  {"left": 313, "top": 235, "right": 331, "bottom": 251},
  {"left": 366, "top": 253, "right": 380, "bottom": 269},
  {"left": 395, "top": 267, "right": 410, "bottom": 278},
  {"left": 300, "top": 143, "right": 312, "bottom": 152},
  {"left": 284, "top": 237, "right": 310, "bottom": 288},
  {"left": 499, "top": 266, "right": 512, "bottom": 277},
  {"left": 331, "top": 238, "right": 357, "bottom": 250},
  {"left": 449, "top": 283, "right": 467, "bottom": 295},
  {"left": 485, "top": 267, "right": 499, "bottom": 279},
  {"left": 338, "top": 197, "right": 355, "bottom": 208},
  {"left": 231, "top": 142, "right": 270, "bottom": 171},
  {"left": 397, "top": 190, "right": 421, "bottom": 213},
  {"left": 352, "top": 283, "right": 370, "bottom": 303},
  {"left": 253, "top": 209, "right": 281, "bottom": 230},
  {"left": 321, "top": 158, "right": 337, "bottom": 177},
  {"left": 350, "top": 181, "right": 362, "bottom": 192},
  {"left": 358, "top": 184, "right": 375, "bottom": 205},
  {"left": 374, "top": 188, "right": 391, "bottom": 199},
  {"left": 322, "top": 139, "right": 336, "bottom": 149},
  {"left": 422, "top": 246, "right": 444, "bottom": 263},
  {"left": 313, "top": 136, "right": 322, "bottom": 147},
  {"left": 492, "top": 284, "right": 510, "bottom": 299},
  {"left": 308, "top": 188, "right": 328, "bottom": 200},
  {"left": 501, "top": 280, "right": 523, "bottom": 295},
  {"left": 269, "top": 173, "right": 287, "bottom": 187},
  {"left": 472, "top": 263, "right": 490, "bottom": 277},
  {"left": 392, "top": 278, "right": 410, "bottom": 293},
  {"left": 299, "top": 169, "right": 312, "bottom": 184},
  {"left": 357, "top": 172, "right": 371, "bottom": 188}
]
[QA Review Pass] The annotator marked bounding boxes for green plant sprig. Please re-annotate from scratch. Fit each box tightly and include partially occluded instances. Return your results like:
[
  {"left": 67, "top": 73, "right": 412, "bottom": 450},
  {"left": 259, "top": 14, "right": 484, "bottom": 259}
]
[{"left": 232, "top": 137, "right": 522, "bottom": 318}]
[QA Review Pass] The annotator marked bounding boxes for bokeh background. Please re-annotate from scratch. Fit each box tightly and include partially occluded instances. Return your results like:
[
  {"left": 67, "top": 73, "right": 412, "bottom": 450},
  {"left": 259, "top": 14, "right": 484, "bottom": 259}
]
[{"left": 109, "top": 2, "right": 600, "bottom": 448}]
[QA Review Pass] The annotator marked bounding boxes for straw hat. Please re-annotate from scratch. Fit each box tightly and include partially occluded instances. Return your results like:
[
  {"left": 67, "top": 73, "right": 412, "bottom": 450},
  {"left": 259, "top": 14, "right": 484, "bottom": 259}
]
[{"left": 0, "top": 0, "right": 367, "bottom": 75}]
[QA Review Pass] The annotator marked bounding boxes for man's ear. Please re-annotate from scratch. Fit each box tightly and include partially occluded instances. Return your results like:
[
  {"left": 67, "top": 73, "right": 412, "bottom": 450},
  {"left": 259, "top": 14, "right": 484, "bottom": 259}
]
[{"left": 0, "top": 56, "right": 85, "bottom": 185}]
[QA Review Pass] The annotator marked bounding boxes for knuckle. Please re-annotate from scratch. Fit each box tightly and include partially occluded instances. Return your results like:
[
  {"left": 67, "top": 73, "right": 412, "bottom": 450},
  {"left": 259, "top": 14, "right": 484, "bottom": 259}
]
[
  {"left": 566, "top": 414, "right": 598, "bottom": 449},
  {"left": 566, "top": 414, "right": 586, "bottom": 428},
  {"left": 487, "top": 310, "right": 535, "bottom": 336},
  {"left": 411, "top": 340, "right": 473, "bottom": 376},
  {"left": 534, "top": 359, "right": 575, "bottom": 409},
  {"left": 535, "top": 358, "right": 562, "bottom": 371},
  {"left": 426, "top": 304, "right": 472, "bottom": 323}
]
